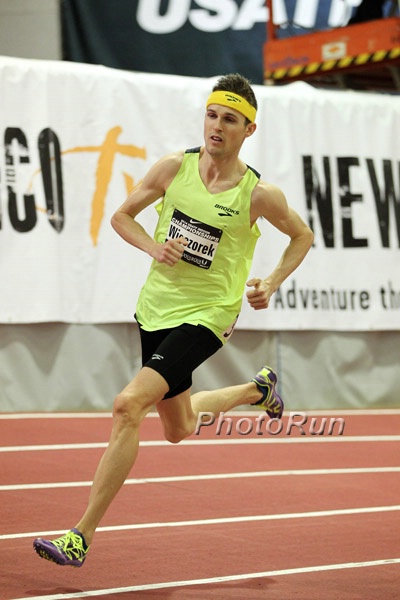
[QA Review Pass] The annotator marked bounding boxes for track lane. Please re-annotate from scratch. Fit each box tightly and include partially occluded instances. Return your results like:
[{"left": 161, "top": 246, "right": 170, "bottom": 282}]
[
  {"left": 2, "top": 414, "right": 399, "bottom": 600},
  {"left": 2, "top": 513, "right": 399, "bottom": 599},
  {"left": 2, "top": 440, "right": 400, "bottom": 485},
  {"left": 1, "top": 412, "right": 400, "bottom": 446},
  {"left": 1, "top": 471, "right": 399, "bottom": 535}
]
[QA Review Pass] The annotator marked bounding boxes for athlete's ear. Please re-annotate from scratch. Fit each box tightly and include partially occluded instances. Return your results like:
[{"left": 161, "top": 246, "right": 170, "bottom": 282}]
[{"left": 245, "top": 122, "right": 257, "bottom": 138}]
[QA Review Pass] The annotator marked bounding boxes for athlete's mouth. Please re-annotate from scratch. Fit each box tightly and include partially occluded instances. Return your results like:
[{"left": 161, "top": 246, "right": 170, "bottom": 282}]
[{"left": 211, "top": 135, "right": 223, "bottom": 142}]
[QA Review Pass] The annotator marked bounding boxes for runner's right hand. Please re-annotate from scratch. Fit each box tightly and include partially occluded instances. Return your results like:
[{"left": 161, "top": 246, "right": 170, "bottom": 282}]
[{"left": 152, "top": 237, "right": 188, "bottom": 266}]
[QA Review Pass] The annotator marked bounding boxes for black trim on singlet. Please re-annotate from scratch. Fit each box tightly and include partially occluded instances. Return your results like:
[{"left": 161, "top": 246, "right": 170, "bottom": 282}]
[
  {"left": 185, "top": 146, "right": 201, "bottom": 154},
  {"left": 247, "top": 164, "right": 261, "bottom": 179}
]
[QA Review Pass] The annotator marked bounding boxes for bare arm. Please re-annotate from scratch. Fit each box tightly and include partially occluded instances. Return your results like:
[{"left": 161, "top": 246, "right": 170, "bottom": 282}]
[
  {"left": 110, "top": 152, "right": 188, "bottom": 266},
  {"left": 246, "top": 182, "right": 314, "bottom": 310}
]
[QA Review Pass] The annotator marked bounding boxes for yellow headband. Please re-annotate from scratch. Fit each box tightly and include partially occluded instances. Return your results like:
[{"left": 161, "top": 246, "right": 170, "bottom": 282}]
[{"left": 206, "top": 91, "right": 257, "bottom": 123}]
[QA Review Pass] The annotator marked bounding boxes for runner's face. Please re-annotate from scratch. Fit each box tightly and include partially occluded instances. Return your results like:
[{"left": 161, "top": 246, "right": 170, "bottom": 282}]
[{"left": 204, "top": 104, "right": 255, "bottom": 156}]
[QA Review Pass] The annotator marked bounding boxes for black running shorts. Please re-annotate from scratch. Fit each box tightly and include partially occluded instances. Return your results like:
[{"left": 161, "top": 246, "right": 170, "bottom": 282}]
[{"left": 137, "top": 321, "right": 223, "bottom": 399}]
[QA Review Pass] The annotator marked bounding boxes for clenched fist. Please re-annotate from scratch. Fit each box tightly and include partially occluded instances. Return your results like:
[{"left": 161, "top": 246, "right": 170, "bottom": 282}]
[
  {"left": 152, "top": 237, "right": 188, "bottom": 266},
  {"left": 246, "top": 278, "right": 275, "bottom": 310}
]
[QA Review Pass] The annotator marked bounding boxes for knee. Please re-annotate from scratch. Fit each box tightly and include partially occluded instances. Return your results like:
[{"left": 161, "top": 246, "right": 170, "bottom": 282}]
[
  {"left": 164, "top": 429, "right": 187, "bottom": 444},
  {"left": 112, "top": 390, "right": 147, "bottom": 429},
  {"left": 164, "top": 422, "right": 196, "bottom": 444}
]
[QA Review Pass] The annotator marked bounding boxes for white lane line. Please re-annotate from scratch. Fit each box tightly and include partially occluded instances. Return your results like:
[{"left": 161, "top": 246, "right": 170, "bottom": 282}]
[
  {"left": 1, "top": 435, "right": 400, "bottom": 452},
  {"left": 2, "top": 409, "right": 400, "bottom": 419},
  {"left": 0, "top": 413, "right": 113, "bottom": 420},
  {"left": 9, "top": 558, "right": 400, "bottom": 600},
  {"left": 2, "top": 504, "right": 400, "bottom": 541},
  {"left": 1, "top": 466, "right": 400, "bottom": 492},
  {"left": 0, "top": 442, "right": 109, "bottom": 452}
]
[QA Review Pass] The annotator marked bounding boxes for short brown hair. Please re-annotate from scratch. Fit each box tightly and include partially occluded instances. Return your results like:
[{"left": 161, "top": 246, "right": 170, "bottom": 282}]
[{"left": 212, "top": 73, "right": 258, "bottom": 112}]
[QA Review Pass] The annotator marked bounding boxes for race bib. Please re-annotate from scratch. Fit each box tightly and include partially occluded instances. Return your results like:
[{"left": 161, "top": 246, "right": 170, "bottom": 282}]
[{"left": 167, "top": 208, "right": 223, "bottom": 269}]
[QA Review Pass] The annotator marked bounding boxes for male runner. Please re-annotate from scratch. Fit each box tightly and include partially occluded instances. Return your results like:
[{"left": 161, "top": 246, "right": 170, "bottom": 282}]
[{"left": 33, "top": 73, "right": 314, "bottom": 566}]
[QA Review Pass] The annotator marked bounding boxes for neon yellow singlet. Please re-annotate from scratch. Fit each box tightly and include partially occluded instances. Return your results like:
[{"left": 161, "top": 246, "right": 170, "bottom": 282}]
[{"left": 136, "top": 148, "right": 261, "bottom": 343}]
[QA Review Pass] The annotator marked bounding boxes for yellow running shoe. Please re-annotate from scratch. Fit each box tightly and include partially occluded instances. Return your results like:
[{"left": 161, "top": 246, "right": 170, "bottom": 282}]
[
  {"left": 251, "top": 366, "right": 284, "bottom": 419},
  {"left": 33, "top": 528, "right": 89, "bottom": 567}
]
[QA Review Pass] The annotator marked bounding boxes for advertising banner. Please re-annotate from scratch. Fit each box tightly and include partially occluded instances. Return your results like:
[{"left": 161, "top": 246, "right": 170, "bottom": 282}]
[{"left": 0, "top": 56, "right": 399, "bottom": 330}]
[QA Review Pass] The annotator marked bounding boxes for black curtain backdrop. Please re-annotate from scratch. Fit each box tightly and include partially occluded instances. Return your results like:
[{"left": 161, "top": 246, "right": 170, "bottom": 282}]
[
  {"left": 60, "top": 0, "right": 396, "bottom": 85},
  {"left": 61, "top": 0, "right": 268, "bottom": 84}
]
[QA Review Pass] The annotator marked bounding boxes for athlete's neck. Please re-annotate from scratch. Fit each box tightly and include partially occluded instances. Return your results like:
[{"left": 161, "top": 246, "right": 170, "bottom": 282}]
[{"left": 199, "top": 147, "right": 246, "bottom": 194}]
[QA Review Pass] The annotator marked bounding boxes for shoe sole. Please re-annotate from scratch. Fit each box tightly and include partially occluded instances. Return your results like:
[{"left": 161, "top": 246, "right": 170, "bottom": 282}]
[{"left": 33, "top": 540, "right": 83, "bottom": 567}]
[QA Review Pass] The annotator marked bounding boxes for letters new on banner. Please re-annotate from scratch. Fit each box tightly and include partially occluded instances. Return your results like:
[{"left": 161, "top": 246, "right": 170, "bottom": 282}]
[{"left": 0, "top": 56, "right": 399, "bottom": 329}]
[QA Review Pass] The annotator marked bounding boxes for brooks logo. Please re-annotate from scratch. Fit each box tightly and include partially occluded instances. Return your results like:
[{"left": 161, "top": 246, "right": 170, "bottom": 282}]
[{"left": 215, "top": 203, "right": 239, "bottom": 216}]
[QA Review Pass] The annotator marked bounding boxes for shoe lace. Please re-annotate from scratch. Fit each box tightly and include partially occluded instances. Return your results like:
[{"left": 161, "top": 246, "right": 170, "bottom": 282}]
[{"left": 53, "top": 531, "right": 86, "bottom": 560}]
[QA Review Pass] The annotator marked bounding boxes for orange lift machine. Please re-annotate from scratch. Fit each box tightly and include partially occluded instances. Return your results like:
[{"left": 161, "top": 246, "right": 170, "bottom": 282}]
[{"left": 264, "top": 0, "right": 400, "bottom": 91}]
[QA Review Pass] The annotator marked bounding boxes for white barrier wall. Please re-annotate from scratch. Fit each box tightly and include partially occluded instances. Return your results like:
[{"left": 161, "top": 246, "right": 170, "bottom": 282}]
[
  {"left": 1, "top": 323, "right": 399, "bottom": 412},
  {"left": 0, "top": 57, "right": 399, "bottom": 411}
]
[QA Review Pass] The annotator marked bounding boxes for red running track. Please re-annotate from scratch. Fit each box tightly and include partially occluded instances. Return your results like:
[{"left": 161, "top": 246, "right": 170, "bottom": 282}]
[{"left": 0, "top": 411, "right": 399, "bottom": 600}]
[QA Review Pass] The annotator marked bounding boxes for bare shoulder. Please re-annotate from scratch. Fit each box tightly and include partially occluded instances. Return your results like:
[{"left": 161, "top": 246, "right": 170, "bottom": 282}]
[
  {"left": 115, "top": 150, "right": 185, "bottom": 218},
  {"left": 134, "top": 150, "right": 184, "bottom": 197},
  {"left": 251, "top": 179, "right": 289, "bottom": 221},
  {"left": 156, "top": 149, "right": 185, "bottom": 171},
  {"left": 148, "top": 150, "right": 185, "bottom": 189},
  {"left": 251, "top": 179, "right": 311, "bottom": 239}
]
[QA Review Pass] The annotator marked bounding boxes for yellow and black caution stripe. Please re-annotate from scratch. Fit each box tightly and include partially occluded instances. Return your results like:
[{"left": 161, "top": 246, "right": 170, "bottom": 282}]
[{"left": 265, "top": 46, "right": 400, "bottom": 81}]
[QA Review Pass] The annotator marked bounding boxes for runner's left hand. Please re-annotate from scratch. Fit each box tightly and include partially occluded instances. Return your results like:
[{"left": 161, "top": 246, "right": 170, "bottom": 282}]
[{"left": 246, "top": 278, "right": 274, "bottom": 310}]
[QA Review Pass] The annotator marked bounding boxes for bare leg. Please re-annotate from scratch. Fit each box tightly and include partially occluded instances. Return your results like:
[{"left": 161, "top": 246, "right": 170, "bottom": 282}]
[
  {"left": 75, "top": 367, "right": 168, "bottom": 545},
  {"left": 190, "top": 382, "right": 262, "bottom": 417},
  {"left": 77, "top": 376, "right": 263, "bottom": 543},
  {"left": 157, "top": 382, "right": 262, "bottom": 444}
]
